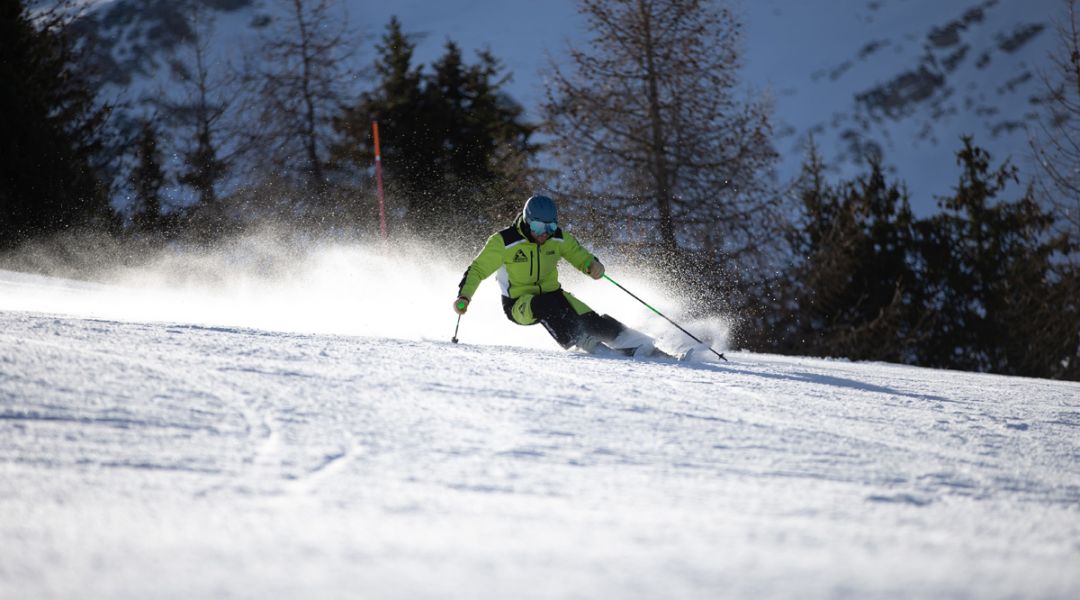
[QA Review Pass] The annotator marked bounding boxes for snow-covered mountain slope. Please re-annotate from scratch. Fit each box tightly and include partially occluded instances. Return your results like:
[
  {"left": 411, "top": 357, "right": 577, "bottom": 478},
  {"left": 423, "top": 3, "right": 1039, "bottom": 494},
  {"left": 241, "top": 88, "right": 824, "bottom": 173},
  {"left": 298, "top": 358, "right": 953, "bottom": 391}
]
[
  {"left": 70, "top": 0, "right": 1060, "bottom": 215},
  {"left": 745, "top": 0, "right": 1059, "bottom": 211},
  {"left": 1, "top": 249, "right": 1078, "bottom": 598}
]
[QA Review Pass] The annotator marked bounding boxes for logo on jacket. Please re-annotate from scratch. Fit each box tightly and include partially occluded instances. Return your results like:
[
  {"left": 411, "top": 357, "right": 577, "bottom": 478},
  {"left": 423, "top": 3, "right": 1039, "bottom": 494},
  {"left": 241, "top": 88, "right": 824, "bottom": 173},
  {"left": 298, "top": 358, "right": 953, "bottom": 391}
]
[{"left": 513, "top": 249, "right": 528, "bottom": 263}]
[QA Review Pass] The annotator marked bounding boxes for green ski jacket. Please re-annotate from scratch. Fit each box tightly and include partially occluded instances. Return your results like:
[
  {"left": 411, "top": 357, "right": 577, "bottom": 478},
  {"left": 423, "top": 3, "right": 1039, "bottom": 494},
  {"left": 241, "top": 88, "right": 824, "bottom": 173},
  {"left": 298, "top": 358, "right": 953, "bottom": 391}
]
[{"left": 458, "top": 217, "right": 597, "bottom": 300}]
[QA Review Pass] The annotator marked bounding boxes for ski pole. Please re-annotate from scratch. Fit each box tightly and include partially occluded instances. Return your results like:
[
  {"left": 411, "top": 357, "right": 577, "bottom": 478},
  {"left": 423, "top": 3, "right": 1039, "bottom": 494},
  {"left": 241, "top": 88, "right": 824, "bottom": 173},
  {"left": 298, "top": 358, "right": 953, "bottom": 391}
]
[
  {"left": 451, "top": 303, "right": 465, "bottom": 344},
  {"left": 602, "top": 274, "right": 727, "bottom": 361}
]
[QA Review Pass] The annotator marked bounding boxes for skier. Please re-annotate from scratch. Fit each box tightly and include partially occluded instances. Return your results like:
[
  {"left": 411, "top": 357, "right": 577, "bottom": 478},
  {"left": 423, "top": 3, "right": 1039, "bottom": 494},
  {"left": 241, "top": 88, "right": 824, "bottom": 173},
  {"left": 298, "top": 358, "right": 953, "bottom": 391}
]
[{"left": 454, "top": 194, "right": 669, "bottom": 358}]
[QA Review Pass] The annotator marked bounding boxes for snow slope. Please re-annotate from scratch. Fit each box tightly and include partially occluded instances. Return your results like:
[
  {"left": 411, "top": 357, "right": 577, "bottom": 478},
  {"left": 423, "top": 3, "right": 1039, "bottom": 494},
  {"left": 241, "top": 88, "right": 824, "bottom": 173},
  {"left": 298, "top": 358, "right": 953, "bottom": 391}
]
[{"left": 1, "top": 244, "right": 1078, "bottom": 599}]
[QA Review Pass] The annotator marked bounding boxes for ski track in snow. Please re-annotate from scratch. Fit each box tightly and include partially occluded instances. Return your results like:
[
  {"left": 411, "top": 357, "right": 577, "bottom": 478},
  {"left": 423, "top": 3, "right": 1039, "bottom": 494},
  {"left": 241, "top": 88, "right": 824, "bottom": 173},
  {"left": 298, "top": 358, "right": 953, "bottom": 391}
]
[{"left": 2, "top": 290, "right": 1080, "bottom": 597}]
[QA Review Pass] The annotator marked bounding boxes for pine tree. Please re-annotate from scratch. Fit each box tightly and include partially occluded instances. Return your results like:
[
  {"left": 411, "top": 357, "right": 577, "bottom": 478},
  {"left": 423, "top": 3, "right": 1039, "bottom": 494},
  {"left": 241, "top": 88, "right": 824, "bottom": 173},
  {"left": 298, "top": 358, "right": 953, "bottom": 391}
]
[
  {"left": 331, "top": 16, "right": 433, "bottom": 233},
  {"left": 760, "top": 144, "right": 921, "bottom": 361},
  {"left": 424, "top": 42, "right": 536, "bottom": 236},
  {"left": 917, "top": 138, "right": 1078, "bottom": 378},
  {"left": 333, "top": 17, "right": 536, "bottom": 241},
  {"left": 130, "top": 119, "right": 166, "bottom": 234},
  {"left": 0, "top": 0, "right": 115, "bottom": 249}
]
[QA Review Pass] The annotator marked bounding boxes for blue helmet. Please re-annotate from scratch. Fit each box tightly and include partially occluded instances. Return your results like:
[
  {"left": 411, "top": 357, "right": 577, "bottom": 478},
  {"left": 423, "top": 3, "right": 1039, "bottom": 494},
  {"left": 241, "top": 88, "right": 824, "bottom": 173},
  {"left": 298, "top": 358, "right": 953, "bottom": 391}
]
[{"left": 523, "top": 194, "right": 557, "bottom": 224}]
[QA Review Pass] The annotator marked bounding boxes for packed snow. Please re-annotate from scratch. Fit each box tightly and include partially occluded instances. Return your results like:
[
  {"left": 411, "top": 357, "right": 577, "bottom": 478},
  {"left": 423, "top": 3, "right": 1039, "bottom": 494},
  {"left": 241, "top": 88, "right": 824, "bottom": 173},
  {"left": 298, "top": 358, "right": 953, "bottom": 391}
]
[{"left": 1, "top": 239, "right": 1078, "bottom": 599}]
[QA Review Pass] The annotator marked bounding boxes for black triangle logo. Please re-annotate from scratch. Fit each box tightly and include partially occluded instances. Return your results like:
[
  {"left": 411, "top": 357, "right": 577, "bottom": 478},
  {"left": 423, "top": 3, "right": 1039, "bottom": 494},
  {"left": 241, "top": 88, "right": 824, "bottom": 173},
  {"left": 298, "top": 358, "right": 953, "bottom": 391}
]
[{"left": 513, "top": 249, "right": 528, "bottom": 263}]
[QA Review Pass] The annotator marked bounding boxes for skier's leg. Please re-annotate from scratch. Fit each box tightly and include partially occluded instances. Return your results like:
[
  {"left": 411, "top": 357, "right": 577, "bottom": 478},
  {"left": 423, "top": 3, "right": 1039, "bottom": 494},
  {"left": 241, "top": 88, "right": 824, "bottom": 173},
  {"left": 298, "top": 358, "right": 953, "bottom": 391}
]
[
  {"left": 506, "top": 292, "right": 582, "bottom": 349},
  {"left": 536, "top": 290, "right": 630, "bottom": 350},
  {"left": 528, "top": 291, "right": 585, "bottom": 349},
  {"left": 511, "top": 290, "right": 659, "bottom": 354},
  {"left": 504, "top": 294, "right": 536, "bottom": 325},
  {"left": 580, "top": 313, "right": 626, "bottom": 342},
  {"left": 558, "top": 291, "right": 622, "bottom": 340},
  {"left": 560, "top": 291, "right": 661, "bottom": 355},
  {"left": 561, "top": 290, "right": 654, "bottom": 349}
]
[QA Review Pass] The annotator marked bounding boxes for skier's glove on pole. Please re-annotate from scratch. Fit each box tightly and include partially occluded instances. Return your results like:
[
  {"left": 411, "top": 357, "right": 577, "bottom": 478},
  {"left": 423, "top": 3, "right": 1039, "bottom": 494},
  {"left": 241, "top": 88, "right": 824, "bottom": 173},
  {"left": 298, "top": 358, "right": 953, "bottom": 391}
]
[
  {"left": 453, "top": 296, "right": 470, "bottom": 315},
  {"left": 588, "top": 259, "right": 605, "bottom": 280}
]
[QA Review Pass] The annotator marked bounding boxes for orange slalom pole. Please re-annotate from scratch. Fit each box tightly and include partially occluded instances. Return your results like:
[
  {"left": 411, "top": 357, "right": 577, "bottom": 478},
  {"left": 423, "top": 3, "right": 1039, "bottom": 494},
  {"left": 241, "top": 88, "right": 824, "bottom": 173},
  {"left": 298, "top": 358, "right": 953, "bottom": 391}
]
[{"left": 372, "top": 121, "right": 387, "bottom": 240}]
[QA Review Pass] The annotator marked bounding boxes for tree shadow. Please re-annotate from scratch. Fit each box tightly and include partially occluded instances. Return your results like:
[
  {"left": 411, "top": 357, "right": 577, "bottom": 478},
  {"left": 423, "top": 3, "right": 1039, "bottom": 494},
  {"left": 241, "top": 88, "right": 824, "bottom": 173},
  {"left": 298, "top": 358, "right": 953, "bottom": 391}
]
[{"left": 709, "top": 364, "right": 953, "bottom": 403}]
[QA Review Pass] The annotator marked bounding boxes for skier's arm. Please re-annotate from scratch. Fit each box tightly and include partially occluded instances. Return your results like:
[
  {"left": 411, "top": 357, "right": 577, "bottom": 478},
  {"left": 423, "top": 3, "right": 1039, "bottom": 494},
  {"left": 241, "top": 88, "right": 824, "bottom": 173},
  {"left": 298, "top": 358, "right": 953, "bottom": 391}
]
[
  {"left": 457, "top": 233, "right": 505, "bottom": 299},
  {"left": 559, "top": 232, "right": 601, "bottom": 276}
]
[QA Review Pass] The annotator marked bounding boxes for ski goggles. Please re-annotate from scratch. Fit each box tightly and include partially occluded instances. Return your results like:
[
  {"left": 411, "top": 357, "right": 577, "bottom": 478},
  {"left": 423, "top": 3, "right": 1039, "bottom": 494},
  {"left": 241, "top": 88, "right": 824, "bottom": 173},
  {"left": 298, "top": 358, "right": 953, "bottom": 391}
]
[{"left": 528, "top": 219, "right": 557, "bottom": 235}]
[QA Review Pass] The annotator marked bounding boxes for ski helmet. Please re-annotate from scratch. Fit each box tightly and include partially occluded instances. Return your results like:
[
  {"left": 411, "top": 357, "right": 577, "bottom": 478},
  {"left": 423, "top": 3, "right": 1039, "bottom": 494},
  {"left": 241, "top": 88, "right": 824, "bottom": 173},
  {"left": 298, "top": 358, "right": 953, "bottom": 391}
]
[{"left": 522, "top": 194, "right": 557, "bottom": 224}]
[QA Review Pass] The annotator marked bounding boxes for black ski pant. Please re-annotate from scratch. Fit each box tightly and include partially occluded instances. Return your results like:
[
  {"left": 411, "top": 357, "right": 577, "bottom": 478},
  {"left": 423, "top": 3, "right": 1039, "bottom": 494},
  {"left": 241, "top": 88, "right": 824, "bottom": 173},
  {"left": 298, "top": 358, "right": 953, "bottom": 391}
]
[{"left": 502, "top": 290, "right": 626, "bottom": 349}]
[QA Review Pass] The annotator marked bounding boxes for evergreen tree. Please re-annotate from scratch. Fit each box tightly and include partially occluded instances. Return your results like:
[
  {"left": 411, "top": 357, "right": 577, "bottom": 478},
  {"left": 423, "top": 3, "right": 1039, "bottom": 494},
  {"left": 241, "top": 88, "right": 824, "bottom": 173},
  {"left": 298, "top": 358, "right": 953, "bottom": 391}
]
[
  {"left": 0, "top": 0, "right": 115, "bottom": 249},
  {"left": 747, "top": 138, "right": 1079, "bottom": 381},
  {"left": 424, "top": 42, "right": 536, "bottom": 236},
  {"left": 333, "top": 17, "right": 536, "bottom": 240},
  {"left": 916, "top": 138, "right": 1079, "bottom": 378},
  {"left": 130, "top": 119, "right": 166, "bottom": 234},
  {"left": 331, "top": 16, "right": 433, "bottom": 232},
  {"left": 759, "top": 144, "right": 922, "bottom": 361}
]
